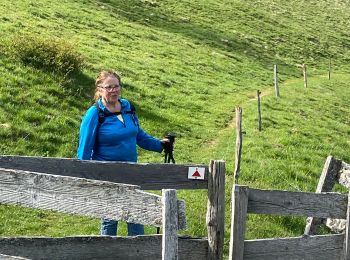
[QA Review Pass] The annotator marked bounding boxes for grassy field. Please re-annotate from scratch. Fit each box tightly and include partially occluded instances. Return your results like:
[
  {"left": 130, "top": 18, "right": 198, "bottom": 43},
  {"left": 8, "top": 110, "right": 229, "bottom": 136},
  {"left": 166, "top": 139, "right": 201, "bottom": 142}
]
[{"left": 0, "top": 0, "right": 350, "bottom": 255}]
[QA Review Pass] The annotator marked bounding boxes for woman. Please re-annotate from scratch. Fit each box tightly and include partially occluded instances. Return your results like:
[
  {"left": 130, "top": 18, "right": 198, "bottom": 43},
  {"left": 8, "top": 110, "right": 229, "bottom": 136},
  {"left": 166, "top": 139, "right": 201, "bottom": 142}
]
[{"left": 77, "top": 70, "right": 167, "bottom": 236}]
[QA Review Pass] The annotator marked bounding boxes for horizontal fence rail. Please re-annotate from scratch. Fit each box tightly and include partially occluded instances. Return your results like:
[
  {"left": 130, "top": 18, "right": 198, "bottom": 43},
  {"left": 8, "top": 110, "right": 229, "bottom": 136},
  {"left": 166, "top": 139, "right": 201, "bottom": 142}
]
[
  {"left": 0, "top": 254, "right": 29, "bottom": 260},
  {"left": 243, "top": 234, "right": 344, "bottom": 260},
  {"left": 247, "top": 188, "right": 348, "bottom": 219},
  {"left": 0, "top": 155, "right": 208, "bottom": 190},
  {"left": 0, "top": 236, "right": 208, "bottom": 260},
  {"left": 0, "top": 168, "right": 187, "bottom": 229}
]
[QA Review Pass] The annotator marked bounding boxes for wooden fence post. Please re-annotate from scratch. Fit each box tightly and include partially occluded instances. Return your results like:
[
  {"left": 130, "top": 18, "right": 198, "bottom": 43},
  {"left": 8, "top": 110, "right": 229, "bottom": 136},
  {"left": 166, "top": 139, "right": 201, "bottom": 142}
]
[
  {"left": 162, "top": 189, "right": 178, "bottom": 260},
  {"left": 206, "top": 160, "right": 226, "bottom": 260},
  {"left": 343, "top": 192, "right": 350, "bottom": 260},
  {"left": 304, "top": 156, "right": 343, "bottom": 235},
  {"left": 257, "top": 90, "right": 262, "bottom": 131},
  {"left": 303, "top": 64, "right": 308, "bottom": 88},
  {"left": 274, "top": 64, "right": 280, "bottom": 97},
  {"left": 229, "top": 185, "right": 248, "bottom": 260},
  {"left": 234, "top": 107, "right": 243, "bottom": 183}
]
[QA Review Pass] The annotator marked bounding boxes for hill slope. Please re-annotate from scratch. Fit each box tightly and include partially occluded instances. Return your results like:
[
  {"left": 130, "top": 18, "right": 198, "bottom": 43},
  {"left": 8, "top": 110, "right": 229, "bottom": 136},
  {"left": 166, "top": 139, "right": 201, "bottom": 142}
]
[
  {"left": 0, "top": 0, "right": 350, "bottom": 162},
  {"left": 0, "top": 0, "right": 350, "bottom": 254}
]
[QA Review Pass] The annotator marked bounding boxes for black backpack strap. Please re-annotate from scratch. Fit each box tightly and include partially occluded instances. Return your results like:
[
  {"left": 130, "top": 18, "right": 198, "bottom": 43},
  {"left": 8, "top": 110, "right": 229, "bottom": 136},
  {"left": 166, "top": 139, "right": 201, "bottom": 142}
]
[
  {"left": 94, "top": 100, "right": 136, "bottom": 125},
  {"left": 129, "top": 102, "right": 136, "bottom": 114},
  {"left": 94, "top": 102, "right": 106, "bottom": 124},
  {"left": 127, "top": 101, "right": 139, "bottom": 126}
]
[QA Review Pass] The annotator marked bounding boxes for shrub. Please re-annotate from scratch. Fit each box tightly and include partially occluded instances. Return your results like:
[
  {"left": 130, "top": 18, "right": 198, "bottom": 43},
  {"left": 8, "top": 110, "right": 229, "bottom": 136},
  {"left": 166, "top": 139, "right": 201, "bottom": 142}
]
[{"left": 8, "top": 34, "right": 84, "bottom": 77}]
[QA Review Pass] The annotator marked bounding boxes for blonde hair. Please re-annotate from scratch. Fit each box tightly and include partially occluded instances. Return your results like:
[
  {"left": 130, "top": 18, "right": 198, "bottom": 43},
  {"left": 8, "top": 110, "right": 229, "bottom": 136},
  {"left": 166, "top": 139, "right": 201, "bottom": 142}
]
[{"left": 94, "top": 70, "right": 121, "bottom": 101}]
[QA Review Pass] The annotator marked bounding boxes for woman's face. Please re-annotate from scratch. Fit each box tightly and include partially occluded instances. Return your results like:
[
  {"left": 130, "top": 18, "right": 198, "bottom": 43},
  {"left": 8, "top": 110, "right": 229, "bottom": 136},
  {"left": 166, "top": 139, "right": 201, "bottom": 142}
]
[{"left": 99, "top": 76, "right": 121, "bottom": 104}]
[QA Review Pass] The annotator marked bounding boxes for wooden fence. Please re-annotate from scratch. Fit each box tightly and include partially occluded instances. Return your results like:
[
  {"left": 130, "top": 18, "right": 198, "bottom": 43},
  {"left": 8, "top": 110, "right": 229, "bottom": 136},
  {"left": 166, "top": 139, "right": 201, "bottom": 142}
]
[
  {"left": 2, "top": 155, "right": 348, "bottom": 259},
  {"left": 305, "top": 156, "right": 350, "bottom": 235},
  {"left": 229, "top": 184, "right": 349, "bottom": 260},
  {"left": 0, "top": 156, "right": 225, "bottom": 260}
]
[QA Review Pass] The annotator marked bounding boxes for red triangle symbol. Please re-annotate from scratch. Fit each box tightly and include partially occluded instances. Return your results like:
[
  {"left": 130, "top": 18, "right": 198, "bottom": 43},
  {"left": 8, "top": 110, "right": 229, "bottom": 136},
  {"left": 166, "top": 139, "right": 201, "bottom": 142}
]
[{"left": 192, "top": 168, "right": 201, "bottom": 177}]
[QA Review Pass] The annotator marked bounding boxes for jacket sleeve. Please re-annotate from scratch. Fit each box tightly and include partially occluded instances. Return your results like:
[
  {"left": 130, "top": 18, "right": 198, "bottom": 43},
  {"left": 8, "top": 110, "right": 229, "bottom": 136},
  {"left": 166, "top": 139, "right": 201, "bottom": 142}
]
[
  {"left": 136, "top": 127, "right": 163, "bottom": 152},
  {"left": 123, "top": 98, "right": 162, "bottom": 153},
  {"left": 77, "top": 106, "right": 99, "bottom": 160}
]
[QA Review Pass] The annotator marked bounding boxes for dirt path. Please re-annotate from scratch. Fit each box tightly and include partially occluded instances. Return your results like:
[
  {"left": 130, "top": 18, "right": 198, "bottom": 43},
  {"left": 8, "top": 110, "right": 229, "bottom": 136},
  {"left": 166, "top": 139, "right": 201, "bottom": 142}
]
[{"left": 227, "top": 89, "right": 273, "bottom": 128}]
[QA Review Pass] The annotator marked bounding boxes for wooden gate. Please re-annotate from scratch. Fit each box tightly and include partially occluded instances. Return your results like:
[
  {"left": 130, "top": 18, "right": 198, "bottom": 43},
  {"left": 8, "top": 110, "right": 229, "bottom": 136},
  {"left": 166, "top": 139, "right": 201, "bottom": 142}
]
[{"left": 0, "top": 156, "right": 226, "bottom": 260}]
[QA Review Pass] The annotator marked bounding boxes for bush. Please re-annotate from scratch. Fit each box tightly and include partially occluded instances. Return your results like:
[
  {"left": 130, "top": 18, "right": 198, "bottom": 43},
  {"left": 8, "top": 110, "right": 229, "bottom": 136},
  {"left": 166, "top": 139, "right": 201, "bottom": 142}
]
[{"left": 8, "top": 34, "right": 84, "bottom": 76}]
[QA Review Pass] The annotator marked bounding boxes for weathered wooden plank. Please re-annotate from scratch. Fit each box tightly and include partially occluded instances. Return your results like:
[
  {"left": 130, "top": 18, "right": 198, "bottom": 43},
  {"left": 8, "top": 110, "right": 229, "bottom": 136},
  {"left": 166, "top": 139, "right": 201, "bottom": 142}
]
[
  {"left": 0, "top": 236, "right": 208, "bottom": 260},
  {"left": 206, "top": 160, "right": 225, "bottom": 260},
  {"left": 162, "top": 189, "right": 178, "bottom": 260},
  {"left": 229, "top": 185, "right": 248, "bottom": 260},
  {"left": 248, "top": 188, "right": 347, "bottom": 219},
  {"left": 0, "top": 155, "right": 208, "bottom": 190},
  {"left": 244, "top": 234, "right": 344, "bottom": 260},
  {"left": 0, "top": 168, "right": 186, "bottom": 229},
  {"left": 343, "top": 192, "right": 350, "bottom": 260},
  {"left": 0, "top": 254, "right": 29, "bottom": 260},
  {"left": 305, "top": 156, "right": 343, "bottom": 235}
]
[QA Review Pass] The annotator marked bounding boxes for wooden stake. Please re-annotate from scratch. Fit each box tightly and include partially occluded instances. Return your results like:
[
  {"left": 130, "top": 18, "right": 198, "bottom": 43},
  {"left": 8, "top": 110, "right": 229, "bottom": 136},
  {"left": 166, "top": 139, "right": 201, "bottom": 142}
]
[
  {"left": 162, "top": 189, "right": 178, "bottom": 260},
  {"left": 303, "top": 64, "right": 308, "bottom": 88},
  {"left": 274, "top": 64, "right": 280, "bottom": 97},
  {"left": 234, "top": 107, "right": 242, "bottom": 182},
  {"left": 329, "top": 58, "right": 331, "bottom": 80},
  {"left": 257, "top": 90, "right": 262, "bottom": 131},
  {"left": 206, "top": 160, "right": 225, "bottom": 260}
]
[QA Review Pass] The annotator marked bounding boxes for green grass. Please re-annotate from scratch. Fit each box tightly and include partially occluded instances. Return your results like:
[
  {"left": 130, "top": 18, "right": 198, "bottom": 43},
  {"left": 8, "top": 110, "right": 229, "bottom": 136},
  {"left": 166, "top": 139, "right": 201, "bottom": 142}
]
[{"left": 0, "top": 0, "right": 350, "bottom": 256}]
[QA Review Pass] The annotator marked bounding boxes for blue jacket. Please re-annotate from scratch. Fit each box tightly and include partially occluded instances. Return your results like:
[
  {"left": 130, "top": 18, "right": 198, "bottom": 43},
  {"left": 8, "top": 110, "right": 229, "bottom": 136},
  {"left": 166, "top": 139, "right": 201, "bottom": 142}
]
[{"left": 77, "top": 98, "right": 162, "bottom": 162}]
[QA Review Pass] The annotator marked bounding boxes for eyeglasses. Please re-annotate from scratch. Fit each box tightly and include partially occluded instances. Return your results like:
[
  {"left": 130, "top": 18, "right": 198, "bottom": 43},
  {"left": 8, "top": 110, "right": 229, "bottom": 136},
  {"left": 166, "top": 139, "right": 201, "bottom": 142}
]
[{"left": 100, "top": 84, "right": 121, "bottom": 92}]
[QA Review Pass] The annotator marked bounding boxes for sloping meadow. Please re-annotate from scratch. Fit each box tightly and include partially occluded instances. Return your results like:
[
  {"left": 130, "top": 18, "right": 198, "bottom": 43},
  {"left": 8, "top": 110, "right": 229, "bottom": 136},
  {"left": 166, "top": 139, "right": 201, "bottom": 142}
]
[{"left": 0, "top": 0, "right": 350, "bottom": 253}]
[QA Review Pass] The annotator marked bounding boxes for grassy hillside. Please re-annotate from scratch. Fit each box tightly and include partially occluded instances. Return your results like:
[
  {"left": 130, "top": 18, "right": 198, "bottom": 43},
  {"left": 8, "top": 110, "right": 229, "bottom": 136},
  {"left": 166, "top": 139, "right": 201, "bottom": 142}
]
[{"left": 0, "top": 0, "right": 350, "bottom": 255}]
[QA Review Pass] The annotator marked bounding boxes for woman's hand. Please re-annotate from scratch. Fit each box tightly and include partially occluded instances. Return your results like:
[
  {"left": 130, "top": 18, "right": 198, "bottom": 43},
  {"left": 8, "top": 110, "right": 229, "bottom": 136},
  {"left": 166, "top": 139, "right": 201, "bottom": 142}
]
[{"left": 161, "top": 138, "right": 172, "bottom": 153}]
